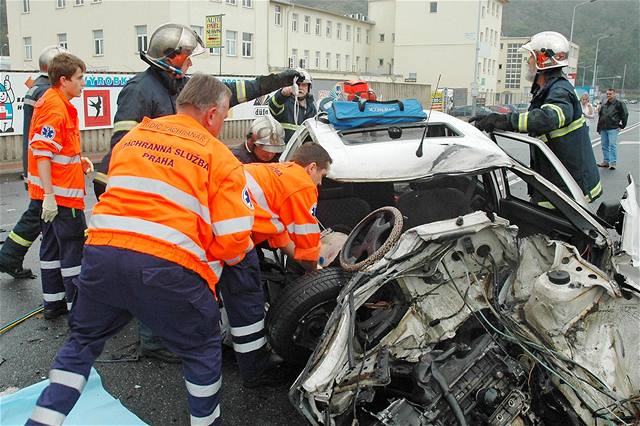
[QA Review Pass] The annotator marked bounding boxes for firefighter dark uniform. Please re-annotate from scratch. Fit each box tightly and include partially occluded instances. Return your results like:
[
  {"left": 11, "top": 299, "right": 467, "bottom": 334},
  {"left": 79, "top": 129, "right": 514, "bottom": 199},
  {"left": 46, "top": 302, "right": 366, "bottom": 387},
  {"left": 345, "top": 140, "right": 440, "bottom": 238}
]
[
  {"left": 0, "top": 75, "right": 50, "bottom": 278},
  {"left": 28, "top": 87, "right": 87, "bottom": 316},
  {"left": 93, "top": 69, "right": 300, "bottom": 197},
  {"left": 230, "top": 144, "right": 262, "bottom": 164},
  {"left": 508, "top": 68, "right": 602, "bottom": 206},
  {"left": 268, "top": 89, "right": 317, "bottom": 144},
  {"left": 27, "top": 112, "right": 254, "bottom": 426}
]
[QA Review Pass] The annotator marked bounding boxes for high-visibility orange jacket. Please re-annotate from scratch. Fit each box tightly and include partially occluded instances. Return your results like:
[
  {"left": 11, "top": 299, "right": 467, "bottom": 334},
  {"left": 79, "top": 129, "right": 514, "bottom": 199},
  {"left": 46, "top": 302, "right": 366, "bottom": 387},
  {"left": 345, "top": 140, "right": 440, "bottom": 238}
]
[
  {"left": 244, "top": 162, "right": 321, "bottom": 262},
  {"left": 87, "top": 114, "right": 254, "bottom": 290},
  {"left": 28, "top": 87, "right": 85, "bottom": 209}
]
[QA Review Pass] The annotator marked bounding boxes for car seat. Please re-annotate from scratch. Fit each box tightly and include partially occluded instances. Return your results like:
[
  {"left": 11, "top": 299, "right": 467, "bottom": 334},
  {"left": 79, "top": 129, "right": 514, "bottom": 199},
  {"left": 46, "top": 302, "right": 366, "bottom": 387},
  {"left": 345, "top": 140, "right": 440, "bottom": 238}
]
[{"left": 396, "top": 187, "right": 471, "bottom": 230}]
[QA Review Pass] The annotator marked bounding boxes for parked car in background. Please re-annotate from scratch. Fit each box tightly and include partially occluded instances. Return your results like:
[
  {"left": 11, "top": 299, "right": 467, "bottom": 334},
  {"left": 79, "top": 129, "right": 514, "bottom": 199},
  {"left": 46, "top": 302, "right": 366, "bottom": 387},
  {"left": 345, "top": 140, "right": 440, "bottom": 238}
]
[
  {"left": 449, "top": 105, "right": 493, "bottom": 118},
  {"left": 511, "top": 103, "right": 530, "bottom": 113},
  {"left": 487, "top": 104, "right": 513, "bottom": 113}
]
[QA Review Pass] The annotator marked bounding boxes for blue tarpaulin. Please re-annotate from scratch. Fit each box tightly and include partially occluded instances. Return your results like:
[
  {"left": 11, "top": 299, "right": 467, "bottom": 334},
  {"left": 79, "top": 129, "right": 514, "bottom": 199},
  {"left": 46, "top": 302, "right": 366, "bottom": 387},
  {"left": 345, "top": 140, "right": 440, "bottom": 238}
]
[{"left": 0, "top": 368, "right": 147, "bottom": 425}]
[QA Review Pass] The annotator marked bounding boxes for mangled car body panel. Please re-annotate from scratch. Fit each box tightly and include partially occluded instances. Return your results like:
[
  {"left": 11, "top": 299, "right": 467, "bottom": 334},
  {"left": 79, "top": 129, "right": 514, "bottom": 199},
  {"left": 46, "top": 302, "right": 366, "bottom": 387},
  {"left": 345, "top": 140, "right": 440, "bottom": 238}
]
[{"left": 291, "top": 211, "right": 639, "bottom": 425}]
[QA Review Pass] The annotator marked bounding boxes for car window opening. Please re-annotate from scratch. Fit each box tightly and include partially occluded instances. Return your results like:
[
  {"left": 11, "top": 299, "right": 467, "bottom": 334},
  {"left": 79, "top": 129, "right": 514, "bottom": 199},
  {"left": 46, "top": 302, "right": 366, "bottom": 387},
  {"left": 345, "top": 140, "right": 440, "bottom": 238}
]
[{"left": 339, "top": 123, "right": 461, "bottom": 145}]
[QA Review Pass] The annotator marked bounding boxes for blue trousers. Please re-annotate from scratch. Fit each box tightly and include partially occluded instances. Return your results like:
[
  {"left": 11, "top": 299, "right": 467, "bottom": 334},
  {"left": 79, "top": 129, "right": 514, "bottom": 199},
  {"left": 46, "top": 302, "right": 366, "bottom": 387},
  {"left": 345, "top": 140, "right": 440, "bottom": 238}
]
[
  {"left": 600, "top": 129, "right": 619, "bottom": 164},
  {"left": 26, "top": 246, "right": 222, "bottom": 426},
  {"left": 217, "top": 249, "right": 270, "bottom": 382},
  {"left": 38, "top": 204, "right": 86, "bottom": 311},
  {"left": 0, "top": 199, "right": 41, "bottom": 270}
]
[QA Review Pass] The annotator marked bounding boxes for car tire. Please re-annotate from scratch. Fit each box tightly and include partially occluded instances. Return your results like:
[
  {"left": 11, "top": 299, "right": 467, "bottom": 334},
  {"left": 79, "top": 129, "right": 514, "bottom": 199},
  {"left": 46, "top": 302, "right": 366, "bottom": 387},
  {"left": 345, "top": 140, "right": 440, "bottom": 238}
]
[
  {"left": 340, "top": 207, "right": 404, "bottom": 272},
  {"left": 267, "top": 267, "right": 352, "bottom": 365}
]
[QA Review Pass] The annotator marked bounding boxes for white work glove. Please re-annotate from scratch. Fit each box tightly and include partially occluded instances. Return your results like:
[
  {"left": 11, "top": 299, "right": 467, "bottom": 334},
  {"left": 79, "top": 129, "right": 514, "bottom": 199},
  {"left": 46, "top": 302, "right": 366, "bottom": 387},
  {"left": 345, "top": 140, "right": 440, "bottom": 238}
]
[
  {"left": 81, "top": 156, "right": 94, "bottom": 174},
  {"left": 41, "top": 193, "right": 58, "bottom": 223}
]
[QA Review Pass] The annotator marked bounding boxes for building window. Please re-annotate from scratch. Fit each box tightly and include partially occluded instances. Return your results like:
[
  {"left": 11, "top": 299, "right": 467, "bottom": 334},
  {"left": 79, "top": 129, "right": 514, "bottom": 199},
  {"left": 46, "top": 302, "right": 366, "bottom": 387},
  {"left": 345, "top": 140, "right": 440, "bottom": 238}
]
[
  {"left": 356, "top": 27, "right": 361, "bottom": 43},
  {"left": 430, "top": 2, "right": 437, "bottom": 13},
  {"left": 378, "top": 33, "right": 385, "bottom": 42},
  {"left": 365, "top": 57, "right": 369, "bottom": 71},
  {"left": 242, "top": 32, "right": 253, "bottom": 57},
  {"left": 326, "top": 21, "right": 332, "bottom": 38},
  {"left": 315, "top": 18, "right": 321, "bottom": 36},
  {"left": 346, "top": 54, "right": 350, "bottom": 71},
  {"left": 274, "top": 5, "right": 281, "bottom": 26},
  {"left": 56, "top": 0, "right": 66, "bottom": 8},
  {"left": 336, "top": 23, "right": 342, "bottom": 40},
  {"left": 93, "top": 29, "right": 104, "bottom": 55},
  {"left": 303, "top": 49, "right": 309, "bottom": 68},
  {"left": 242, "top": 0, "right": 252, "bottom": 7},
  {"left": 57, "top": 33, "right": 68, "bottom": 50},
  {"left": 315, "top": 51, "right": 320, "bottom": 69},
  {"left": 346, "top": 24, "right": 351, "bottom": 41},
  {"left": 304, "top": 15, "right": 310, "bottom": 34},
  {"left": 23, "top": 37, "right": 32, "bottom": 60},
  {"left": 482, "top": 5, "right": 485, "bottom": 17},
  {"left": 325, "top": 52, "right": 331, "bottom": 69},
  {"left": 291, "top": 48, "right": 298, "bottom": 67},
  {"left": 136, "top": 25, "right": 148, "bottom": 53},
  {"left": 378, "top": 58, "right": 383, "bottom": 67},
  {"left": 92, "top": 0, "right": 101, "bottom": 3},
  {"left": 22, "top": 0, "right": 30, "bottom": 13},
  {"left": 336, "top": 53, "right": 340, "bottom": 70},
  {"left": 392, "top": 33, "right": 395, "bottom": 42},
  {"left": 226, "top": 30, "right": 237, "bottom": 56},
  {"left": 75, "top": 0, "right": 84, "bottom": 5},
  {"left": 292, "top": 13, "right": 298, "bottom": 32},
  {"left": 366, "top": 30, "right": 370, "bottom": 44},
  {"left": 226, "top": 0, "right": 236, "bottom": 5},
  {"left": 505, "top": 42, "right": 523, "bottom": 89}
]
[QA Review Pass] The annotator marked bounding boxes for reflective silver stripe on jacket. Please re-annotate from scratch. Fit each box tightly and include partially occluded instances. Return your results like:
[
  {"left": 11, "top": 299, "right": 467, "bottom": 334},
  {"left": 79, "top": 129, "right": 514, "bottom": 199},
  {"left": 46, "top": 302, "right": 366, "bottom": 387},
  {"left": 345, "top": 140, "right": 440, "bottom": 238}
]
[
  {"left": 41, "top": 260, "right": 61, "bottom": 269},
  {"left": 107, "top": 176, "right": 211, "bottom": 225},
  {"left": 212, "top": 216, "right": 253, "bottom": 236},
  {"left": 190, "top": 405, "right": 221, "bottom": 426},
  {"left": 287, "top": 222, "right": 320, "bottom": 235},
  {"left": 230, "top": 318, "right": 264, "bottom": 337},
  {"left": 244, "top": 171, "right": 285, "bottom": 233},
  {"left": 51, "top": 154, "right": 81, "bottom": 165},
  {"left": 185, "top": 377, "right": 222, "bottom": 398},
  {"left": 29, "top": 406, "right": 66, "bottom": 426},
  {"left": 233, "top": 336, "right": 267, "bottom": 353},
  {"left": 91, "top": 214, "right": 222, "bottom": 279},
  {"left": 28, "top": 174, "right": 84, "bottom": 198},
  {"left": 49, "top": 369, "right": 87, "bottom": 392},
  {"left": 32, "top": 149, "right": 54, "bottom": 158},
  {"left": 30, "top": 134, "right": 63, "bottom": 151}
]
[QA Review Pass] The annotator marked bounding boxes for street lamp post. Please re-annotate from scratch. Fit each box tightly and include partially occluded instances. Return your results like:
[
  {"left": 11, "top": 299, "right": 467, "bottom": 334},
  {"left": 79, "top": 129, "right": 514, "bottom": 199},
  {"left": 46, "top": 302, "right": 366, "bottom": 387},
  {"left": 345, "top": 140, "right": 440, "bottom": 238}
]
[
  {"left": 591, "top": 34, "right": 613, "bottom": 95},
  {"left": 570, "top": 0, "right": 597, "bottom": 43},
  {"left": 578, "top": 64, "right": 592, "bottom": 86}
]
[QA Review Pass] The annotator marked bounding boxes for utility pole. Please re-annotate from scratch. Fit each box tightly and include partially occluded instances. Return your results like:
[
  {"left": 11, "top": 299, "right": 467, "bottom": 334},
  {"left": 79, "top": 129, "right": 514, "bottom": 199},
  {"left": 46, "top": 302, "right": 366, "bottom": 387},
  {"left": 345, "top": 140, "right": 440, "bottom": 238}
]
[
  {"left": 621, "top": 64, "right": 627, "bottom": 97},
  {"left": 471, "top": 0, "right": 481, "bottom": 115},
  {"left": 591, "top": 34, "right": 612, "bottom": 97}
]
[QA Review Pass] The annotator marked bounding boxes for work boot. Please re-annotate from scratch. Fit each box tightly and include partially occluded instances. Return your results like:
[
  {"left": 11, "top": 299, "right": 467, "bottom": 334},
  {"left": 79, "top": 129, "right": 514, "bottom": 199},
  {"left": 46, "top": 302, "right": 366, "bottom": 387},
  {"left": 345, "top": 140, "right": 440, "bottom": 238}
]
[
  {"left": 243, "top": 361, "right": 290, "bottom": 389},
  {"left": 140, "top": 346, "right": 181, "bottom": 364},
  {"left": 597, "top": 162, "right": 609, "bottom": 168},
  {"left": 0, "top": 262, "right": 35, "bottom": 279},
  {"left": 43, "top": 304, "right": 68, "bottom": 320},
  {"left": 609, "top": 163, "right": 616, "bottom": 170}
]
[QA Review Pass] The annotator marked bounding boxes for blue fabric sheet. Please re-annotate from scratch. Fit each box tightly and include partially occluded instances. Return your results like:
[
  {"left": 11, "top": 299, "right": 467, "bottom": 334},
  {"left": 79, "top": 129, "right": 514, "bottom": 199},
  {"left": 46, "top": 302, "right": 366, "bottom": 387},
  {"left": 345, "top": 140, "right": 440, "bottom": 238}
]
[{"left": 0, "top": 368, "right": 147, "bottom": 425}]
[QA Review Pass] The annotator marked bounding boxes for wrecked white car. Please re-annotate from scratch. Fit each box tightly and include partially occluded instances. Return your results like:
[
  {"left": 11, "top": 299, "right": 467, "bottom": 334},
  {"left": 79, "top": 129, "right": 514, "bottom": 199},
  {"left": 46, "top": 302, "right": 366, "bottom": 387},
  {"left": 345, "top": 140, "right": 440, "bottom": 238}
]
[{"left": 274, "top": 111, "right": 639, "bottom": 424}]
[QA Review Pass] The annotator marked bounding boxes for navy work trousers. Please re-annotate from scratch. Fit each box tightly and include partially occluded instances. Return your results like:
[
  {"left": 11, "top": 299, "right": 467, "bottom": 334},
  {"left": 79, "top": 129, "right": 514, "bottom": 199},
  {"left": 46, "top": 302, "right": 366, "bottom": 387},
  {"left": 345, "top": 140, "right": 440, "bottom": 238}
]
[
  {"left": 217, "top": 249, "right": 270, "bottom": 382},
  {"left": 38, "top": 203, "right": 86, "bottom": 311},
  {"left": 0, "top": 199, "right": 41, "bottom": 270},
  {"left": 26, "top": 246, "right": 222, "bottom": 426}
]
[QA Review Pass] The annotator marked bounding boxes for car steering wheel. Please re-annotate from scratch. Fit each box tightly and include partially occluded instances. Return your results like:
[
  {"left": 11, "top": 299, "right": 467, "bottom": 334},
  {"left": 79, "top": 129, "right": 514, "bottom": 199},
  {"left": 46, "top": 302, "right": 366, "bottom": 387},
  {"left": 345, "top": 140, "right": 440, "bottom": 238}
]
[{"left": 339, "top": 207, "right": 404, "bottom": 272}]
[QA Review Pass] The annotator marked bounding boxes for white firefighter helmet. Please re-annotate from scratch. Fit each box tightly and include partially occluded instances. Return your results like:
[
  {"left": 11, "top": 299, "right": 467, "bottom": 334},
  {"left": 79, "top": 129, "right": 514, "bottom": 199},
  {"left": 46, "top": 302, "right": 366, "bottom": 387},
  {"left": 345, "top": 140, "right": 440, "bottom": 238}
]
[
  {"left": 142, "top": 23, "right": 206, "bottom": 72},
  {"left": 295, "top": 68, "right": 312, "bottom": 87},
  {"left": 521, "top": 31, "right": 570, "bottom": 71},
  {"left": 248, "top": 116, "right": 286, "bottom": 153},
  {"left": 39, "top": 46, "right": 68, "bottom": 73}
]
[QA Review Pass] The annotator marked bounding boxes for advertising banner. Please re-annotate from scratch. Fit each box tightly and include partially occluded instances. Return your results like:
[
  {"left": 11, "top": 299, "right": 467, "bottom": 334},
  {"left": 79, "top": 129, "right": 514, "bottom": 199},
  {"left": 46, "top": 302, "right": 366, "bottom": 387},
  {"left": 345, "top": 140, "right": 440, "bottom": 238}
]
[
  {"left": 0, "top": 71, "right": 276, "bottom": 137},
  {"left": 205, "top": 15, "right": 223, "bottom": 49}
]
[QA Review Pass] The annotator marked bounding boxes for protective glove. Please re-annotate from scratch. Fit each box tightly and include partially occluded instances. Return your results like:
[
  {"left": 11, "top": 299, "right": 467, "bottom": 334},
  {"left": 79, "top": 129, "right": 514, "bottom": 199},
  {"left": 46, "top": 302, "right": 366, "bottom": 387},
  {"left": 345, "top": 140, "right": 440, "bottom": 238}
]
[
  {"left": 260, "top": 69, "right": 304, "bottom": 94},
  {"left": 42, "top": 193, "right": 58, "bottom": 223},
  {"left": 468, "top": 113, "right": 513, "bottom": 132},
  {"left": 81, "top": 156, "right": 94, "bottom": 174}
]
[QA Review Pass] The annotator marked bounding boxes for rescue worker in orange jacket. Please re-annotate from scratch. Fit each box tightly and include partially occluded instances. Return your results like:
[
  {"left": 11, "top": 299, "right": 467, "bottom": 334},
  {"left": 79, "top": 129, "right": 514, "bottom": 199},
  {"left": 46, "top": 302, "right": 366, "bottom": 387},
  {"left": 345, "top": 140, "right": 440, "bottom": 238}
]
[
  {"left": 217, "top": 142, "right": 331, "bottom": 388},
  {"left": 27, "top": 53, "right": 93, "bottom": 320},
  {"left": 27, "top": 74, "right": 252, "bottom": 426}
]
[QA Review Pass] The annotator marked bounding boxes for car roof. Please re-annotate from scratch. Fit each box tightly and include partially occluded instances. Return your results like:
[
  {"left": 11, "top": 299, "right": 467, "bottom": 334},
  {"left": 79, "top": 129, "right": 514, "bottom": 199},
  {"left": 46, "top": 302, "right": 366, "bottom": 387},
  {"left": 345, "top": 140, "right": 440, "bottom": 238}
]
[{"left": 297, "top": 110, "right": 513, "bottom": 182}]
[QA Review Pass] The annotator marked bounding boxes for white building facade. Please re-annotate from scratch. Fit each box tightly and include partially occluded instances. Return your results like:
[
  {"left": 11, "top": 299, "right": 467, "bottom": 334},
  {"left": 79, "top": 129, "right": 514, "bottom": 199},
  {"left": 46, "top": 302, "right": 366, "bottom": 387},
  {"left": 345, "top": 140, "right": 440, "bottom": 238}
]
[{"left": 6, "top": 0, "right": 373, "bottom": 78}]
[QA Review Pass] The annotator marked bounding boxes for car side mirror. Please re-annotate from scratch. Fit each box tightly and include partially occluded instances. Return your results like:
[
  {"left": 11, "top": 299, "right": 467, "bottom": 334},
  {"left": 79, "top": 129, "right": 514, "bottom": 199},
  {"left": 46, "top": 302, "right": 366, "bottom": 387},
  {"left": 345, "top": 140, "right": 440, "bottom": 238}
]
[{"left": 596, "top": 201, "right": 624, "bottom": 234}]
